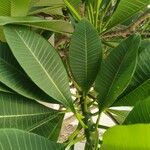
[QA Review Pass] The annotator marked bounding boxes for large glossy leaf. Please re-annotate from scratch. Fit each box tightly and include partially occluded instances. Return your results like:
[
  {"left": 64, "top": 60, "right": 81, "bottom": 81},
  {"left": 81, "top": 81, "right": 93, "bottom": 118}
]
[
  {"left": 95, "top": 35, "right": 140, "bottom": 110},
  {"left": 0, "top": 42, "right": 57, "bottom": 103},
  {"left": 107, "top": 0, "right": 150, "bottom": 29},
  {"left": 0, "top": 129, "right": 65, "bottom": 150},
  {"left": 0, "top": 16, "right": 74, "bottom": 33},
  {"left": 11, "top": 0, "right": 30, "bottom": 16},
  {"left": 69, "top": 19, "right": 102, "bottom": 92},
  {"left": 101, "top": 124, "right": 150, "bottom": 150},
  {"left": 0, "top": 92, "right": 64, "bottom": 140},
  {"left": 124, "top": 97, "right": 150, "bottom": 124},
  {"left": 114, "top": 41, "right": 150, "bottom": 106},
  {"left": 4, "top": 25, "right": 74, "bottom": 110}
]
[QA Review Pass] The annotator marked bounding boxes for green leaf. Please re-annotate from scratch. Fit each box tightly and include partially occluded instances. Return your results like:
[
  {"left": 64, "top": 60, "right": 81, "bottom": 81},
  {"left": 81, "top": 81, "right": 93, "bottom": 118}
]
[
  {"left": 0, "top": 92, "right": 64, "bottom": 140},
  {"left": 124, "top": 97, "right": 150, "bottom": 124},
  {"left": 95, "top": 35, "right": 140, "bottom": 110},
  {"left": 4, "top": 25, "right": 74, "bottom": 110},
  {"left": 29, "top": 6, "right": 63, "bottom": 16},
  {"left": 0, "top": 0, "right": 11, "bottom": 16},
  {"left": 0, "top": 16, "right": 74, "bottom": 33},
  {"left": 0, "top": 0, "right": 11, "bottom": 41},
  {"left": 131, "top": 40, "right": 150, "bottom": 87},
  {"left": 107, "top": 0, "right": 150, "bottom": 29},
  {"left": 101, "top": 124, "right": 150, "bottom": 150},
  {"left": 11, "top": 0, "right": 30, "bottom": 17},
  {"left": 108, "top": 108, "right": 130, "bottom": 124},
  {"left": 0, "top": 26, "right": 6, "bottom": 42},
  {"left": 115, "top": 79, "right": 150, "bottom": 106},
  {"left": 69, "top": 19, "right": 102, "bottom": 92},
  {"left": 64, "top": 0, "right": 81, "bottom": 21},
  {"left": 0, "top": 129, "right": 65, "bottom": 150},
  {"left": 33, "top": 0, "right": 64, "bottom": 7},
  {"left": 0, "top": 82, "right": 13, "bottom": 93},
  {"left": 0, "top": 42, "right": 57, "bottom": 103},
  {"left": 114, "top": 40, "right": 150, "bottom": 106}
]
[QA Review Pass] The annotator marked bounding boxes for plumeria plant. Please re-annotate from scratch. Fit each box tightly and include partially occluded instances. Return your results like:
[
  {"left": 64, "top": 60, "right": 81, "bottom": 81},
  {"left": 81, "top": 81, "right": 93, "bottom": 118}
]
[{"left": 0, "top": 0, "right": 150, "bottom": 150}]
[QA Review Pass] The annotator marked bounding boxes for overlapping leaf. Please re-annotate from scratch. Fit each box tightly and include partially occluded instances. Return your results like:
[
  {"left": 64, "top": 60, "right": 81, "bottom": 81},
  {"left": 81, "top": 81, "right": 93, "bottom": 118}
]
[
  {"left": 108, "top": 108, "right": 130, "bottom": 124},
  {"left": 0, "top": 92, "right": 64, "bottom": 140},
  {"left": 107, "top": 0, "right": 150, "bottom": 29},
  {"left": 102, "top": 124, "right": 150, "bottom": 150},
  {"left": 4, "top": 25, "right": 74, "bottom": 110},
  {"left": 115, "top": 41, "right": 150, "bottom": 106},
  {"left": 0, "top": 129, "right": 65, "bottom": 150},
  {"left": 64, "top": 0, "right": 81, "bottom": 20},
  {"left": 69, "top": 19, "right": 102, "bottom": 92},
  {"left": 95, "top": 35, "right": 140, "bottom": 110},
  {"left": 0, "top": 82, "right": 13, "bottom": 93},
  {"left": 124, "top": 97, "right": 150, "bottom": 124},
  {"left": 0, "top": 42, "right": 56, "bottom": 103},
  {"left": 0, "top": 16, "right": 74, "bottom": 33},
  {"left": 29, "top": 6, "right": 63, "bottom": 16}
]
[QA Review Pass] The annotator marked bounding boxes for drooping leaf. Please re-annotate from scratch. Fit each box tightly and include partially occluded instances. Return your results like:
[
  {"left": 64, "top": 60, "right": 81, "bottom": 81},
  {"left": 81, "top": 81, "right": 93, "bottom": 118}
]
[
  {"left": 107, "top": 0, "right": 150, "bottom": 29},
  {"left": 0, "top": 16, "right": 74, "bottom": 33},
  {"left": 0, "top": 92, "right": 64, "bottom": 140},
  {"left": 0, "top": 42, "right": 57, "bottom": 103},
  {"left": 114, "top": 40, "right": 150, "bottom": 106},
  {"left": 69, "top": 19, "right": 102, "bottom": 92},
  {"left": 4, "top": 25, "right": 74, "bottom": 110},
  {"left": 95, "top": 35, "right": 140, "bottom": 110},
  {"left": 101, "top": 124, "right": 150, "bottom": 150},
  {"left": 11, "top": 0, "right": 30, "bottom": 16},
  {"left": 0, "top": 129, "right": 65, "bottom": 150},
  {"left": 124, "top": 97, "right": 150, "bottom": 124}
]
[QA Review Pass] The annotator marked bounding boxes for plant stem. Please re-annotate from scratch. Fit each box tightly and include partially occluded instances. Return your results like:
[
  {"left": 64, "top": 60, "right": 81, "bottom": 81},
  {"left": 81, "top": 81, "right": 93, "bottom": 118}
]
[
  {"left": 95, "top": 112, "right": 101, "bottom": 129},
  {"left": 80, "top": 92, "right": 100, "bottom": 150}
]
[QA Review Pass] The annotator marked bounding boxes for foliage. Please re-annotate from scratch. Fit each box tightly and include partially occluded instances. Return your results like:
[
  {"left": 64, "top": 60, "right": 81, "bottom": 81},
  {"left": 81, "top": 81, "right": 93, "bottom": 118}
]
[{"left": 0, "top": 0, "right": 150, "bottom": 150}]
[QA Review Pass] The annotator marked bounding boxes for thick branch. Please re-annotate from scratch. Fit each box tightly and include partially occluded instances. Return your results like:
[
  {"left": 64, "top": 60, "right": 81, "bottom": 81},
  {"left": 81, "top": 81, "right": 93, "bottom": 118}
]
[{"left": 102, "top": 9, "right": 150, "bottom": 38}]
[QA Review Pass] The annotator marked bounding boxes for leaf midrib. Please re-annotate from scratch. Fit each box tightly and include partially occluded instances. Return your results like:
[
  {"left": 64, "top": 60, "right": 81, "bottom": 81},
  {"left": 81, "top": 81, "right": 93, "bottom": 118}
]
[
  {"left": 0, "top": 112, "right": 51, "bottom": 118},
  {"left": 27, "top": 114, "right": 58, "bottom": 132},
  {"left": 84, "top": 21, "right": 88, "bottom": 85}
]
